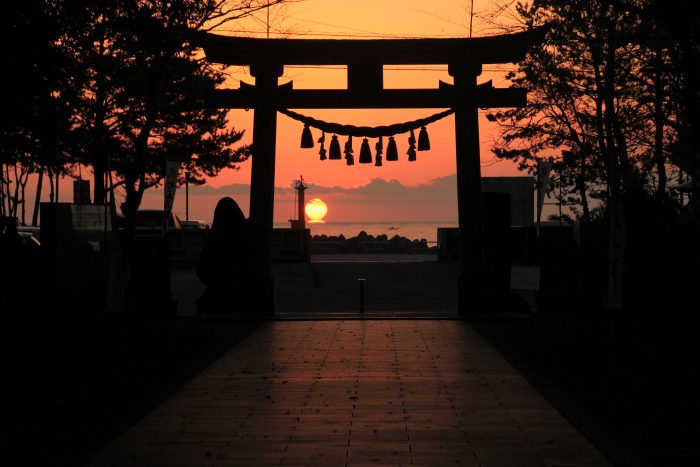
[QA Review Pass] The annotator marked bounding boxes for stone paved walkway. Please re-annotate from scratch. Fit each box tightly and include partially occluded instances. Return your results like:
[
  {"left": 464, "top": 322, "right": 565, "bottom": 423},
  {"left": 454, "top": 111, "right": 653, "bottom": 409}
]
[{"left": 88, "top": 321, "right": 609, "bottom": 466}]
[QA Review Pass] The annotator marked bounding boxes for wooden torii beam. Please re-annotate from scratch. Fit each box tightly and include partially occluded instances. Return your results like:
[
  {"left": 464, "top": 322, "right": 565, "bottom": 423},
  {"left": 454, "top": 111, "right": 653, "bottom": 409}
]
[
  {"left": 194, "top": 29, "right": 542, "bottom": 66},
  {"left": 194, "top": 28, "right": 545, "bottom": 316},
  {"left": 207, "top": 81, "right": 527, "bottom": 109}
]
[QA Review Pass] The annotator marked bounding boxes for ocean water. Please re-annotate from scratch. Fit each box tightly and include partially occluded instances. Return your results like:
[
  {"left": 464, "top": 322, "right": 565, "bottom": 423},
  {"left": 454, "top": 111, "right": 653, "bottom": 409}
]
[{"left": 274, "top": 221, "right": 458, "bottom": 243}]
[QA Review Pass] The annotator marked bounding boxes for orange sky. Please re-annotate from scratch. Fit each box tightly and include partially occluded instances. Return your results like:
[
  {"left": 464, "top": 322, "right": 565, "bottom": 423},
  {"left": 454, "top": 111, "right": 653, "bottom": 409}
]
[
  {"left": 159, "top": 0, "right": 528, "bottom": 223},
  {"left": 26, "top": 1, "right": 535, "bottom": 224},
  {"left": 208, "top": 0, "right": 523, "bottom": 191}
]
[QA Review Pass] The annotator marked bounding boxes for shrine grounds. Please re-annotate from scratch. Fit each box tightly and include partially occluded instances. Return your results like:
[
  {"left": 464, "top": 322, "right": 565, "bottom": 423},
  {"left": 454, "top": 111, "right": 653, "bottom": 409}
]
[{"left": 3, "top": 256, "right": 699, "bottom": 466}]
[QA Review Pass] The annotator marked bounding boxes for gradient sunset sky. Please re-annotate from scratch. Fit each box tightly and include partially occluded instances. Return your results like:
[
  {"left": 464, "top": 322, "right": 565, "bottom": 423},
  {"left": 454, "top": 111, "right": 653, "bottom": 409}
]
[
  {"left": 47, "top": 1, "right": 536, "bottom": 223},
  {"left": 213, "top": 0, "right": 523, "bottom": 185}
]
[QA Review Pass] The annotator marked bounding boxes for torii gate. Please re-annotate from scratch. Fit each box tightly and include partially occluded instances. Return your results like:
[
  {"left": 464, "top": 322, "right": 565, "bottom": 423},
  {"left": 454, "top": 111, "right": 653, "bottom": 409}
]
[{"left": 195, "top": 29, "right": 544, "bottom": 316}]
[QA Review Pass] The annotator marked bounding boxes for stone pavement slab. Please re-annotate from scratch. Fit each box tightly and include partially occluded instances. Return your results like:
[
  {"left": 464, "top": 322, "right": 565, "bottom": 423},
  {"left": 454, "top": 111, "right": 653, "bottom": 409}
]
[{"left": 87, "top": 320, "right": 609, "bottom": 466}]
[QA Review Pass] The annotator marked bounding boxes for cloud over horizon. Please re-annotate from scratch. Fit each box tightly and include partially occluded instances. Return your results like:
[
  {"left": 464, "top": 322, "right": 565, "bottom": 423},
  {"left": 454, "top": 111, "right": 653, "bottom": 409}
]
[
  {"left": 142, "top": 174, "right": 534, "bottom": 223},
  {"left": 142, "top": 175, "right": 458, "bottom": 222},
  {"left": 187, "top": 174, "right": 458, "bottom": 204}
]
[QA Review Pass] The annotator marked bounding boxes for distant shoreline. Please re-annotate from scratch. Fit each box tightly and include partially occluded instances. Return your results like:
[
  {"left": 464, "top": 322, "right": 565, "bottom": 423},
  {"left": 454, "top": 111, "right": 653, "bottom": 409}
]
[
  {"left": 273, "top": 220, "right": 456, "bottom": 225},
  {"left": 277, "top": 220, "right": 458, "bottom": 244},
  {"left": 309, "top": 230, "right": 438, "bottom": 255}
]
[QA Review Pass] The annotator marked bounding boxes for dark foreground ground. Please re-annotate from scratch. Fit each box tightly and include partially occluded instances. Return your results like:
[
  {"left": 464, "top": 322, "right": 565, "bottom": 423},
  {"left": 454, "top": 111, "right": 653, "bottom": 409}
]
[
  {"left": 88, "top": 320, "right": 610, "bottom": 467},
  {"left": 3, "top": 257, "right": 698, "bottom": 466},
  {"left": 2, "top": 313, "right": 262, "bottom": 466},
  {"left": 471, "top": 311, "right": 700, "bottom": 467}
]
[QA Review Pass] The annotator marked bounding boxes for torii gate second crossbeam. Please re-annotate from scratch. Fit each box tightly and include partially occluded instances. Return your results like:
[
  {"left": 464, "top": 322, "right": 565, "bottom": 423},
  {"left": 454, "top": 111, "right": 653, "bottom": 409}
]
[{"left": 194, "top": 29, "right": 544, "bottom": 316}]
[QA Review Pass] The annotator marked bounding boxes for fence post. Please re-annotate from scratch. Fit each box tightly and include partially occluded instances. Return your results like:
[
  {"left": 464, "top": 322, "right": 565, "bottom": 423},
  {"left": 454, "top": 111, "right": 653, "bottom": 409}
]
[{"left": 358, "top": 278, "right": 365, "bottom": 315}]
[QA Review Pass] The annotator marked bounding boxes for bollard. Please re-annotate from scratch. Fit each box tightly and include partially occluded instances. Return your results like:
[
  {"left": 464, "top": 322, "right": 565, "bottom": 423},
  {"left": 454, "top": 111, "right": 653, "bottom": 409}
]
[{"left": 358, "top": 278, "right": 365, "bottom": 314}]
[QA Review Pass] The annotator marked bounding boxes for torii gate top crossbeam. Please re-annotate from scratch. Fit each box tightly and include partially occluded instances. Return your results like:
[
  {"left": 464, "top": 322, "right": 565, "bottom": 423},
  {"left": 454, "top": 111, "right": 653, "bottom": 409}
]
[
  {"left": 193, "top": 28, "right": 545, "bottom": 66},
  {"left": 192, "top": 28, "right": 547, "bottom": 316}
]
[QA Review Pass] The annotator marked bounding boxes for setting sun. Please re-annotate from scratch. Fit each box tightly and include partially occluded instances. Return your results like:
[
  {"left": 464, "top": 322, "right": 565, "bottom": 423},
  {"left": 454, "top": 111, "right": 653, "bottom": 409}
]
[{"left": 305, "top": 198, "right": 328, "bottom": 223}]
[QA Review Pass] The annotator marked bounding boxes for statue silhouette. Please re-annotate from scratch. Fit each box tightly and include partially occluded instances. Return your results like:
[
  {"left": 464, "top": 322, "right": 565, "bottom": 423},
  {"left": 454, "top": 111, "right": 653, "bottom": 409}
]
[{"left": 196, "top": 197, "right": 252, "bottom": 314}]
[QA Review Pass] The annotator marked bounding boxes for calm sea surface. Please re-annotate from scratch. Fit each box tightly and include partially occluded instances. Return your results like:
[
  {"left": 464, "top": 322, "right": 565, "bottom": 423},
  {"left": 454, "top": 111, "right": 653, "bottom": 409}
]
[{"left": 274, "top": 221, "right": 458, "bottom": 243}]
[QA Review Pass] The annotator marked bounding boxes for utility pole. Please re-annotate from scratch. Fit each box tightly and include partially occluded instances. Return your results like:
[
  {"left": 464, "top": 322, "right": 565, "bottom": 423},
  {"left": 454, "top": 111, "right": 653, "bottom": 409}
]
[
  {"left": 559, "top": 169, "right": 563, "bottom": 227},
  {"left": 185, "top": 171, "right": 190, "bottom": 221},
  {"left": 469, "top": 0, "right": 475, "bottom": 38}
]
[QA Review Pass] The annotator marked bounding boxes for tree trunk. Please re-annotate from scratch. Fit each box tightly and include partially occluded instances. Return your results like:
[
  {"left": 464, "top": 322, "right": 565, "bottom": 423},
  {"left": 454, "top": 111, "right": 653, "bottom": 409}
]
[
  {"left": 653, "top": 48, "right": 667, "bottom": 199},
  {"left": 578, "top": 153, "right": 590, "bottom": 221},
  {"left": 32, "top": 166, "right": 44, "bottom": 226},
  {"left": 20, "top": 171, "right": 28, "bottom": 224},
  {"left": 603, "top": 22, "right": 625, "bottom": 311},
  {"left": 93, "top": 144, "right": 105, "bottom": 205},
  {"left": 120, "top": 51, "right": 164, "bottom": 242},
  {"left": 590, "top": 49, "right": 609, "bottom": 178},
  {"left": 47, "top": 168, "right": 55, "bottom": 203},
  {"left": 3, "top": 164, "right": 11, "bottom": 216},
  {"left": 678, "top": 40, "right": 699, "bottom": 225},
  {"left": 122, "top": 176, "right": 141, "bottom": 244},
  {"left": 11, "top": 164, "right": 21, "bottom": 218},
  {"left": 92, "top": 38, "right": 108, "bottom": 205},
  {"left": 0, "top": 164, "right": 6, "bottom": 216}
]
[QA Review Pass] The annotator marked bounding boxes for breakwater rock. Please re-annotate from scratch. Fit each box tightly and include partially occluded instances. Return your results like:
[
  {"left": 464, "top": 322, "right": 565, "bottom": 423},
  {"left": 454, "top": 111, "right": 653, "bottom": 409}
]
[{"left": 310, "top": 230, "right": 436, "bottom": 254}]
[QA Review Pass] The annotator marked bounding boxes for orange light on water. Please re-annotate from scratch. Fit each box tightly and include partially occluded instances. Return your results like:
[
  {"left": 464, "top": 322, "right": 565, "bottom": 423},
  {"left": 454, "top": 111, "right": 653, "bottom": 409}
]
[{"left": 305, "top": 198, "right": 328, "bottom": 223}]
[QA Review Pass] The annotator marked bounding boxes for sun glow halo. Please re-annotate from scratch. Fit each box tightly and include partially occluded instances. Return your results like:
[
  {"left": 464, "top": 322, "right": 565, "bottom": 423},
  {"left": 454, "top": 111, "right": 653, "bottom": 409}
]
[{"left": 305, "top": 198, "right": 328, "bottom": 223}]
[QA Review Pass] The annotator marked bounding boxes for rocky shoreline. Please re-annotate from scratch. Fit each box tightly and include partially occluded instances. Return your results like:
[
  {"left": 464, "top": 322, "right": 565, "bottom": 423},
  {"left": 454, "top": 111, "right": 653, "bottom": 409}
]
[{"left": 310, "top": 230, "right": 437, "bottom": 255}]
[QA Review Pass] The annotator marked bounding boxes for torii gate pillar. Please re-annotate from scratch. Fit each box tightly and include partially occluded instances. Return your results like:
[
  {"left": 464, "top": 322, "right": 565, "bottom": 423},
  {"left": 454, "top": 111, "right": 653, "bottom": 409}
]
[
  {"left": 450, "top": 63, "right": 487, "bottom": 314},
  {"left": 196, "top": 28, "right": 546, "bottom": 316},
  {"left": 249, "top": 63, "right": 283, "bottom": 315}
]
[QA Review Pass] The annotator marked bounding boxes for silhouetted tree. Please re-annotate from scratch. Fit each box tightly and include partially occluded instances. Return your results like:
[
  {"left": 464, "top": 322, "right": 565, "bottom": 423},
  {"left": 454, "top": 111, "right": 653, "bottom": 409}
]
[
  {"left": 2, "top": 1, "right": 296, "bottom": 231},
  {"left": 57, "top": 1, "right": 254, "bottom": 235},
  {"left": 491, "top": 0, "right": 698, "bottom": 218},
  {"left": 491, "top": 1, "right": 648, "bottom": 212},
  {"left": 603, "top": 0, "right": 699, "bottom": 220},
  {"left": 1, "top": 1, "right": 73, "bottom": 220},
  {"left": 488, "top": 0, "right": 700, "bottom": 308}
]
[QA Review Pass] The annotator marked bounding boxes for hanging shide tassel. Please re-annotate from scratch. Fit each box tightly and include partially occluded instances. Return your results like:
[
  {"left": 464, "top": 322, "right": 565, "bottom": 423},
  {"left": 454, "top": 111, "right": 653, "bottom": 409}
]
[
  {"left": 375, "top": 136, "right": 383, "bottom": 167},
  {"left": 417, "top": 126, "right": 430, "bottom": 151},
  {"left": 318, "top": 132, "right": 327, "bottom": 160},
  {"left": 329, "top": 135, "right": 341, "bottom": 160},
  {"left": 407, "top": 129, "right": 417, "bottom": 162},
  {"left": 300, "top": 124, "right": 314, "bottom": 148},
  {"left": 344, "top": 135, "right": 354, "bottom": 166},
  {"left": 386, "top": 136, "right": 398, "bottom": 161},
  {"left": 359, "top": 138, "right": 372, "bottom": 164}
]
